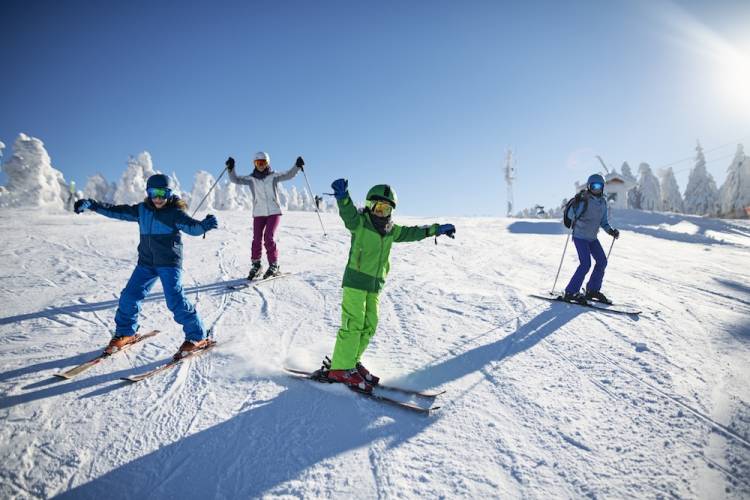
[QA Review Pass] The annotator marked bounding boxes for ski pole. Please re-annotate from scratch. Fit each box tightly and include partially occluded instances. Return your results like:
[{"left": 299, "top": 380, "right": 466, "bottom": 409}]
[
  {"left": 551, "top": 229, "right": 572, "bottom": 295},
  {"left": 191, "top": 166, "right": 227, "bottom": 238},
  {"left": 606, "top": 236, "right": 615, "bottom": 260},
  {"left": 301, "top": 168, "right": 328, "bottom": 237}
]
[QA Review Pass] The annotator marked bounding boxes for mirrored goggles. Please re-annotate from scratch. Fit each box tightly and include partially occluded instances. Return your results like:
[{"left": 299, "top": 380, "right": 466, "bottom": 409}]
[
  {"left": 147, "top": 187, "right": 172, "bottom": 199},
  {"left": 370, "top": 200, "right": 394, "bottom": 217},
  {"left": 254, "top": 159, "right": 269, "bottom": 168},
  {"left": 589, "top": 182, "right": 604, "bottom": 191}
]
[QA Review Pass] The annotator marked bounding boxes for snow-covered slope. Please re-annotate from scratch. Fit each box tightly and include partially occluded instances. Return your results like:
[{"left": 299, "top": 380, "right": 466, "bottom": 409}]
[{"left": 0, "top": 208, "right": 748, "bottom": 499}]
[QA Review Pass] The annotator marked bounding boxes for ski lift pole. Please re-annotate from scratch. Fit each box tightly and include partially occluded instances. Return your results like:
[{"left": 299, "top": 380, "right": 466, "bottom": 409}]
[
  {"left": 191, "top": 166, "right": 227, "bottom": 238},
  {"left": 301, "top": 169, "right": 328, "bottom": 237},
  {"left": 551, "top": 229, "right": 572, "bottom": 295}
]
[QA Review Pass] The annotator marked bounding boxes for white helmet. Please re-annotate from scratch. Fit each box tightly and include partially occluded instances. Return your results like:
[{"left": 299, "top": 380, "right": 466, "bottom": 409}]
[{"left": 254, "top": 151, "right": 270, "bottom": 163}]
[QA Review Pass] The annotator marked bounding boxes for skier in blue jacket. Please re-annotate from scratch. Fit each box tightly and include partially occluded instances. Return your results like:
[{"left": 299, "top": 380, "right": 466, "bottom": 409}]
[
  {"left": 74, "top": 174, "right": 218, "bottom": 359},
  {"left": 563, "top": 173, "right": 620, "bottom": 304}
]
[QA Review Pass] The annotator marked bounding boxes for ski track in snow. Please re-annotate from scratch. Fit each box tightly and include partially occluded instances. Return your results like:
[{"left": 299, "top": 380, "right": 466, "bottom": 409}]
[{"left": 0, "top": 209, "right": 749, "bottom": 499}]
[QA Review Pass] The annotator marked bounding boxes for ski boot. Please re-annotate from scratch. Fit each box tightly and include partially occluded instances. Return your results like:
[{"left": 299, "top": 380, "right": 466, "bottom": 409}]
[
  {"left": 562, "top": 291, "right": 588, "bottom": 305},
  {"left": 104, "top": 334, "right": 140, "bottom": 355},
  {"left": 247, "top": 261, "right": 263, "bottom": 280},
  {"left": 355, "top": 362, "right": 380, "bottom": 386},
  {"left": 173, "top": 338, "right": 211, "bottom": 360},
  {"left": 262, "top": 263, "right": 280, "bottom": 280},
  {"left": 326, "top": 368, "right": 373, "bottom": 393},
  {"left": 585, "top": 289, "right": 612, "bottom": 304}
]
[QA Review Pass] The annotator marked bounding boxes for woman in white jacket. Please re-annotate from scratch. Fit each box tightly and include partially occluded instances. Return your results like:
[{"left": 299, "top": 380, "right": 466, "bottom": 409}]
[{"left": 225, "top": 152, "right": 304, "bottom": 279}]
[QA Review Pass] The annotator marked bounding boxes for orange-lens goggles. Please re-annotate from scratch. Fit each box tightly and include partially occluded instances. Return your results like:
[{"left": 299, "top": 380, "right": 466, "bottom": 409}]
[
  {"left": 371, "top": 200, "right": 393, "bottom": 217},
  {"left": 254, "top": 159, "right": 268, "bottom": 167}
]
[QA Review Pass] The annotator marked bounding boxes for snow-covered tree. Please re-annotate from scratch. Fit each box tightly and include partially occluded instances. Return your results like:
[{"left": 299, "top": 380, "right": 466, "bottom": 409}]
[
  {"left": 717, "top": 144, "right": 749, "bottom": 218},
  {"left": 285, "top": 185, "right": 301, "bottom": 211},
  {"left": 621, "top": 162, "right": 640, "bottom": 209},
  {"left": 0, "top": 133, "right": 68, "bottom": 210},
  {"left": 659, "top": 167, "right": 684, "bottom": 213},
  {"left": 189, "top": 171, "right": 217, "bottom": 213},
  {"left": 84, "top": 173, "right": 116, "bottom": 202},
  {"left": 276, "top": 183, "right": 289, "bottom": 211},
  {"left": 169, "top": 171, "right": 186, "bottom": 202},
  {"left": 113, "top": 152, "right": 156, "bottom": 204},
  {"left": 684, "top": 142, "right": 719, "bottom": 216},
  {"left": 299, "top": 186, "right": 314, "bottom": 211},
  {"left": 636, "top": 163, "right": 661, "bottom": 211},
  {"left": 214, "top": 178, "right": 241, "bottom": 211}
]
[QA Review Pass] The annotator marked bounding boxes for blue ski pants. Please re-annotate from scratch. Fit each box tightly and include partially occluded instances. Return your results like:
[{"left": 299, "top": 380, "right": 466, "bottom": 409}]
[
  {"left": 565, "top": 237, "right": 607, "bottom": 294},
  {"left": 114, "top": 265, "right": 206, "bottom": 341}
]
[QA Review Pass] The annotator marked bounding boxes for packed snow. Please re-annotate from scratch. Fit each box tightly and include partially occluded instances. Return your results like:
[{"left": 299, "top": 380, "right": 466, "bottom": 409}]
[{"left": 0, "top": 205, "right": 748, "bottom": 499}]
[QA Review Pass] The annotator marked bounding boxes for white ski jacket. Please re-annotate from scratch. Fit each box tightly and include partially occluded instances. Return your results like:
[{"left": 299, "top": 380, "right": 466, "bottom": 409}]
[{"left": 228, "top": 165, "right": 302, "bottom": 217}]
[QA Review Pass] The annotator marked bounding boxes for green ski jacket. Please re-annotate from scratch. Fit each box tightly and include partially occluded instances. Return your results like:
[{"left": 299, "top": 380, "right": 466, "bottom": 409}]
[{"left": 337, "top": 194, "right": 437, "bottom": 293}]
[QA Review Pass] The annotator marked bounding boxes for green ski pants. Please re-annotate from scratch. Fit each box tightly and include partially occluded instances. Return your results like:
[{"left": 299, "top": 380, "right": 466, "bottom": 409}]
[{"left": 329, "top": 287, "right": 380, "bottom": 370}]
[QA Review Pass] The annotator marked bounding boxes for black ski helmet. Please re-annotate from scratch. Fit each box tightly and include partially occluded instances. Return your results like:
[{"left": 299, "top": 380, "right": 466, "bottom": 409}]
[{"left": 146, "top": 174, "right": 171, "bottom": 190}]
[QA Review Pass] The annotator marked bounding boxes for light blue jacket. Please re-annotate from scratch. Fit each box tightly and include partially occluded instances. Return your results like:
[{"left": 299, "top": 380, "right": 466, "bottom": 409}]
[{"left": 566, "top": 193, "right": 613, "bottom": 241}]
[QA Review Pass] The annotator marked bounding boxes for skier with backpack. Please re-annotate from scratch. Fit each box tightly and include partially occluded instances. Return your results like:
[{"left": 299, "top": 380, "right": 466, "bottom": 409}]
[
  {"left": 562, "top": 173, "right": 620, "bottom": 304},
  {"left": 225, "top": 153, "right": 304, "bottom": 280},
  {"left": 73, "top": 174, "right": 218, "bottom": 359},
  {"left": 317, "top": 178, "right": 456, "bottom": 393}
]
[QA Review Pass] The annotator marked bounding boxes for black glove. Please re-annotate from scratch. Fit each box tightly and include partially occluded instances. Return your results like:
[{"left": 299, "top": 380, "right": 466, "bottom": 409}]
[
  {"left": 201, "top": 214, "right": 218, "bottom": 232},
  {"left": 225, "top": 157, "right": 235, "bottom": 171},
  {"left": 74, "top": 199, "right": 92, "bottom": 214},
  {"left": 295, "top": 156, "right": 305, "bottom": 171},
  {"left": 608, "top": 228, "right": 620, "bottom": 239}
]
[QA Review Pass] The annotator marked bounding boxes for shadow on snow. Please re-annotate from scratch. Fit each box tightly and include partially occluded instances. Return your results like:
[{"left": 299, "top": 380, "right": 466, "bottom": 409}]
[{"left": 0, "top": 279, "right": 250, "bottom": 326}]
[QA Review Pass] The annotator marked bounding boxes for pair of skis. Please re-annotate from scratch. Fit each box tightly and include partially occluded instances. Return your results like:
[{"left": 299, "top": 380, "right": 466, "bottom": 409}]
[
  {"left": 284, "top": 367, "right": 444, "bottom": 414},
  {"left": 225, "top": 272, "right": 291, "bottom": 291},
  {"left": 529, "top": 293, "right": 642, "bottom": 315},
  {"left": 54, "top": 330, "right": 217, "bottom": 382}
]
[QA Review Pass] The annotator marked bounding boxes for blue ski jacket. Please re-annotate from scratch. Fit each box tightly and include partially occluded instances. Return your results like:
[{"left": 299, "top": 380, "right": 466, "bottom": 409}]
[
  {"left": 566, "top": 192, "right": 613, "bottom": 241},
  {"left": 89, "top": 198, "right": 207, "bottom": 267}
]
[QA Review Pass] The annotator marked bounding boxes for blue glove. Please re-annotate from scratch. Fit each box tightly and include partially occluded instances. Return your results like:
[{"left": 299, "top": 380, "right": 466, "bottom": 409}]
[
  {"left": 436, "top": 224, "right": 456, "bottom": 238},
  {"left": 201, "top": 214, "right": 218, "bottom": 232},
  {"left": 74, "top": 199, "right": 92, "bottom": 214},
  {"left": 331, "top": 178, "right": 349, "bottom": 200}
]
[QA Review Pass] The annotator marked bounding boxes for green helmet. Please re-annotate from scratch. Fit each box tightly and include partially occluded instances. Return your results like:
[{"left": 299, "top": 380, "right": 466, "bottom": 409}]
[{"left": 366, "top": 184, "right": 397, "bottom": 208}]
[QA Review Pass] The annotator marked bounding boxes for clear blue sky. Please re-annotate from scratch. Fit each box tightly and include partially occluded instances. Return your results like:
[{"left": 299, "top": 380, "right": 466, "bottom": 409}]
[{"left": 2, "top": 0, "right": 749, "bottom": 216}]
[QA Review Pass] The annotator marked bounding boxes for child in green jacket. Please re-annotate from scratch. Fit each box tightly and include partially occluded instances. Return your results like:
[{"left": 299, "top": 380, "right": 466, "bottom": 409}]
[{"left": 323, "top": 178, "right": 456, "bottom": 393}]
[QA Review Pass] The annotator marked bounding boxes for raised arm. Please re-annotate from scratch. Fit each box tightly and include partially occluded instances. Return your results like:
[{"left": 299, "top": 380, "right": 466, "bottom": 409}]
[
  {"left": 75, "top": 199, "right": 140, "bottom": 222},
  {"left": 331, "top": 178, "right": 361, "bottom": 231}
]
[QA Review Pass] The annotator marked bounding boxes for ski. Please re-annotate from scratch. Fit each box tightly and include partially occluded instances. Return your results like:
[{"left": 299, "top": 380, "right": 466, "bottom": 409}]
[
  {"left": 120, "top": 339, "right": 217, "bottom": 383},
  {"left": 285, "top": 367, "right": 444, "bottom": 399},
  {"left": 284, "top": 368, "right": 441, "bottom": 414},
  {"left": 54, "top": 330, "right": 160, "bottom": 380},
  {"left": 226, "top": 272, "right": 291, "bottom": 291},
  {"left": 529, "top": 294, "right": 641, "bottom": 315}
]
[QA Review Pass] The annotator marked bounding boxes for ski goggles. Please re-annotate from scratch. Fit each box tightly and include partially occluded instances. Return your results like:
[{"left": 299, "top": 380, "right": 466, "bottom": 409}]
[
  {"left": 369, "top": 200, "right": 394, "bottom": 217},
  {"left": 254, "top": 159, "right": 269, "bottom": 168},
  {"left": 147, "top": 187, "right": 172, "bottom": 199},
  {"left": 589, "top": 182, "right": 604, "bottom": 192}
]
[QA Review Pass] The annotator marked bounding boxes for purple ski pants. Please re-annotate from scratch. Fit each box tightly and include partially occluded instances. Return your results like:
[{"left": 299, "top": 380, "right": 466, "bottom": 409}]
[{"left": 251, "top": 214, "right": 281, "bottom": 264}]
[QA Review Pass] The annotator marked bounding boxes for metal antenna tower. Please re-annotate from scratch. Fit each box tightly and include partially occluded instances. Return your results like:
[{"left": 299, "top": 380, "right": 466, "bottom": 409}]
[{"left": 504, "top": 149, "right": 516, "bottom": 217}]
